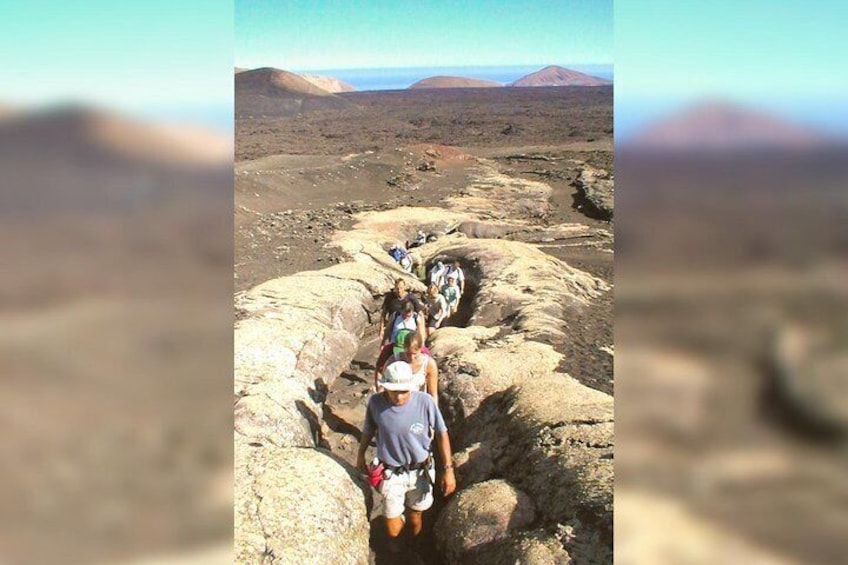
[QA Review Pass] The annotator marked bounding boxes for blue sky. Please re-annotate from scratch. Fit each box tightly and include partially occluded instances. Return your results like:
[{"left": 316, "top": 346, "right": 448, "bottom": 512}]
[
  {"left": 2, "top": 1, "right": 844, "bottom": 136},
  {"left": 615, "top": 1, "right": 848, "bottom": 137},
  {"left": 236, "top": 0, "right": 613, "bottom": 70},
  {"left": 0, "top": 1, "right": 233, "bottom": 128}
]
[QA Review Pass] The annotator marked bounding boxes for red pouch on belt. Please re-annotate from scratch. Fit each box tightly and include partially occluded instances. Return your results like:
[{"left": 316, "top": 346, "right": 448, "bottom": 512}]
[{"left": 367, "top": 461, "right": 385, "bottom": 488}]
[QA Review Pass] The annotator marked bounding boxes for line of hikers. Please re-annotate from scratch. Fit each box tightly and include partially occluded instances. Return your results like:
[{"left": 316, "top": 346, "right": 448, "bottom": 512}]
[
  {"left": 356, "top": 265, "right": 466, "bottom": 553},
  {"left": 379, "top": 261, "right": 465, "bottom": 338}
]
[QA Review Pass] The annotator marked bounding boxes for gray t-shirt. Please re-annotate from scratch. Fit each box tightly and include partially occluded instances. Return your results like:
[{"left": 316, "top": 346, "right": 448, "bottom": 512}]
[{"left": 364, "top": 391, "right": 447, "bottom": 468}]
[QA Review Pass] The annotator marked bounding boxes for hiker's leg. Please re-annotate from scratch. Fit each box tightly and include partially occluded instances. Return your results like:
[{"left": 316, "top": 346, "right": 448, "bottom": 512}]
[
  {"left": 406, "top": 468, "right": 434, "bottom": 537},
  {"left": 406, "top": 509, "right": 424, "bottom": 537},
  {"left": 381, "top": 473, "right": 406, "bottom": 537},
  {"left": 385, "top": 516, "right": 404, "bottom": 538}
]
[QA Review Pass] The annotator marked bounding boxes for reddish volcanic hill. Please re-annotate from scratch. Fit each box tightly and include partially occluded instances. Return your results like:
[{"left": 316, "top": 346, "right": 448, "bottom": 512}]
[
  {"left": 626, "top": 101, "right": 828, "bottom": 150},
  {"left": 0, "top": 103, "right": 19, "bottom": 122},
  {"left": 1, "top": 105, "right": 230, "bottom": 166},
  {"left": 301, "top": 74, "right": 356, "bottom": 93},
  {"left": 235, "top": 67, "right": 354, "bottom": 118},
  {"left": 409, "top": 76, "right": 502, "bottom": 89},
  {"left": 510, "top": 65, "right": 611, "bottom": 87},
  {"left": 0, "top": 105, "right": 231, "bottom": 215}
]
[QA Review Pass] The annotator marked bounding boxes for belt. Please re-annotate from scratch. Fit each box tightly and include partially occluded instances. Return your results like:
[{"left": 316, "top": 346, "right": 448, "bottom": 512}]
[{"left": 383, "top": 456, "right": 432, "bottom": 474}]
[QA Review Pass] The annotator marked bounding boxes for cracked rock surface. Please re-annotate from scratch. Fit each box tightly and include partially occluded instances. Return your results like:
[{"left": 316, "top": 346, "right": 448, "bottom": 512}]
[
  {"left": 235, "top": 445, "right": 369, "bottom": 564},
  {"left": 235, "top": 147, "right": 613, "bottom": 563}
]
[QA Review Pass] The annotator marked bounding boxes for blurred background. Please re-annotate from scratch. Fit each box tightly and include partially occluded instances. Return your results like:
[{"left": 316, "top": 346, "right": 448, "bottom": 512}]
[
  {"left": 615, "top": 1, "right": 848, "bottom": 563},
  {"left": 3, "top": 1, "right": 847, "bottom": 563},
  {"left": 0, "top": 2, "right": 233, "bottom": 564}
]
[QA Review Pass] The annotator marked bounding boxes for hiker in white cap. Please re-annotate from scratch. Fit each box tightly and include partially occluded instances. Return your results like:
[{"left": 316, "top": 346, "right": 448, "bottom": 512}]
[{"left": 357, "top": 361, "right": 456, "bottom": 548}]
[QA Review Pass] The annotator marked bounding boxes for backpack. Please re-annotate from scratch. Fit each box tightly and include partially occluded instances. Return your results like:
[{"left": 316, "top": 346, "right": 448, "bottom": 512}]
[{"left": 389, "top": 246, "right": 405, "bottom": 262}]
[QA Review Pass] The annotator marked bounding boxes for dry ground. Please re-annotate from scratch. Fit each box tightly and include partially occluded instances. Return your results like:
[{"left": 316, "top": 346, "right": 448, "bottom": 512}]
[{"left": 236, "top": 86, "right": 613, "bottom": 564}]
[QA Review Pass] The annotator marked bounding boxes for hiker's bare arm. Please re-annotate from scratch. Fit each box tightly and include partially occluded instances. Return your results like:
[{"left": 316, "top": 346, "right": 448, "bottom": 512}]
[
  {"left": 379, "top": 302, "right": 391, "bottom": 340},
  {"left": 356, "top": 429, "right": 375, "bottom": 472},
  {"left": 426, "top": 360, "right": 439, "bottom": 407},
  {"left": 417, "top": 315, "right": 427, "bottom": 343},
  {"left": 436, "top": 430, "right": 456, "bottom": 496},
  {"left": 373, "top": 363, "right": 388, "bottom": 393}
]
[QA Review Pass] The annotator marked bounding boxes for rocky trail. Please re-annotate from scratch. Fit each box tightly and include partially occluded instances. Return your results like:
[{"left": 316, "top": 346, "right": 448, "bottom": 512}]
[{"left": 234, "top": 149, "right": 613, "bottom": 564}]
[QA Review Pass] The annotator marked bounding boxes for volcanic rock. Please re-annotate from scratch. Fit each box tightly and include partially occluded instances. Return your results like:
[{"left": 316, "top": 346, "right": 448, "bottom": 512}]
[
  {"left": 234, "top": 262, "right": 413, "bottom": 563},
  {"left": 435, "top": 479, "right": 536, "bottom": 562},
  {"left": 573, "top": 165, "right": 614, "bottom": 221},
  {"left": 768, "top": 322, "right": 848, "bottom": 437},
  {"left": 465, "top": 530, "right": 572, "bottom": 565},
  {"left": 235, "top": 445, "right": 369, "bottom": 564}
]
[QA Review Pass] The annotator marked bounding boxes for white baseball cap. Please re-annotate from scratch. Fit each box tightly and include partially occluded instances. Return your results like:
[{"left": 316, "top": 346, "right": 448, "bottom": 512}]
[{"left": 379, "top": 361, "right": 416, "bottom": 391}]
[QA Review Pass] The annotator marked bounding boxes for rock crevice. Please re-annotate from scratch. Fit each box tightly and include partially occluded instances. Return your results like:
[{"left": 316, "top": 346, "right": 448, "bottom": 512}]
[{"left": 235, "top": 163, "right": 613, "bottom": 563}]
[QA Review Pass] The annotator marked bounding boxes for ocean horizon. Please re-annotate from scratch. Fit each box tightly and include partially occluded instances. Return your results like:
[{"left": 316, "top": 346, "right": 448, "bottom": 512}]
[{"left": 294, "top": 64, "right": 614, "bottom": 92}]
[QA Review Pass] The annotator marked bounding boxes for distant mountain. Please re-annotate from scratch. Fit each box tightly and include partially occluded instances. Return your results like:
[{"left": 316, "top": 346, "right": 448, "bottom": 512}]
[
  {"left": 235, "top": 67, "right": 354, "bottom": 118},
  {"left": 408, "top": 76, "right": 502, "bottom": 89},
  {"left": 625, "top": 101, "right": 829, "bottom": 150},
  {"left": 510, "top": 65, "right": 611, "bottom": 87},
  {"left": 0, "top": 103, "right": 18, "bottom": 122},
  {"left": 300, "top": 74, "right": 356, "bottom": 93},
  {"left": 1, "top": 105, "right": 230, "bottom": 166},
  {"left": 0, "top": 105, "right": 231, "bottom": 214}
]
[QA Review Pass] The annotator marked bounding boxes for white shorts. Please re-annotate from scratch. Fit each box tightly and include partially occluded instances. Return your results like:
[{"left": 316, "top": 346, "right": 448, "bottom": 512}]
[{"left": 378, "top": 466, "right": 436, "bottom": 519}]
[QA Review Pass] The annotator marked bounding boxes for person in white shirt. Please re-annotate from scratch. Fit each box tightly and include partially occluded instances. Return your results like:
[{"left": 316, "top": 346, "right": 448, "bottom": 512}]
[{"left": 445, "top": 260, "right": 465, "bottom": 297}]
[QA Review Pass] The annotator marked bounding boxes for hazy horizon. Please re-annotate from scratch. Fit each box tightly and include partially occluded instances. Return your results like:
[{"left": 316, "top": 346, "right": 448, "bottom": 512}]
[{"left": 269, "top": 63, "right": 614, "bottom": 92}]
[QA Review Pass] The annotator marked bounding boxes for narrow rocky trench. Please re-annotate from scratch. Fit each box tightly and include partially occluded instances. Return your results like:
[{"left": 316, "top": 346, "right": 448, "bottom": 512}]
[
  {"left": 235, "top": 165, "right": 614, "bottom": 564},
  {"left": 321, "top": 258, "right": 483, "bottom": 564},
  {"left": 315, "top": 239, "right": 611, "bottom": 563}
]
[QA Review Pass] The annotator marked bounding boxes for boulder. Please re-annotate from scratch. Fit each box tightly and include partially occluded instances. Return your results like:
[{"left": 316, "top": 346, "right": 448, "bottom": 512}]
[
  {"left": 452, "top": 442, "right": 496, "bottom": 488},
  {"left": 435, "top": 479, "right": 536, "bottom": 563},
  {"left": 465, "top": 529, "right": 572, "bottom": 565},
  {"left": 427, "top": 326, "right": 499, "bottom": 358},
  {"left": 438, "top": 370, "right": 613, "bottom": 562},
  {"left": 234, "top": 262, "right": 403, "bottom": 561},
  {"left": 573, "top": 166, "right": 614, "bottom": 221},
  {"left": 497, "top": 377, "right": 614, "bottom": 549},
  {"left": 235, "top": 445, "right": 369, "bottom": 564},
  {"left": 234, "top": 263, "right": 393, "bottom": 448},
  {"left": 769, "top": 322, "right": 848, "bottom": 437},
  {"left": 233, "top": 381, "right": 317, "bottom": 448},
  {"left": 433, "top": 334, "right": 564, "bottom": 441}
]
